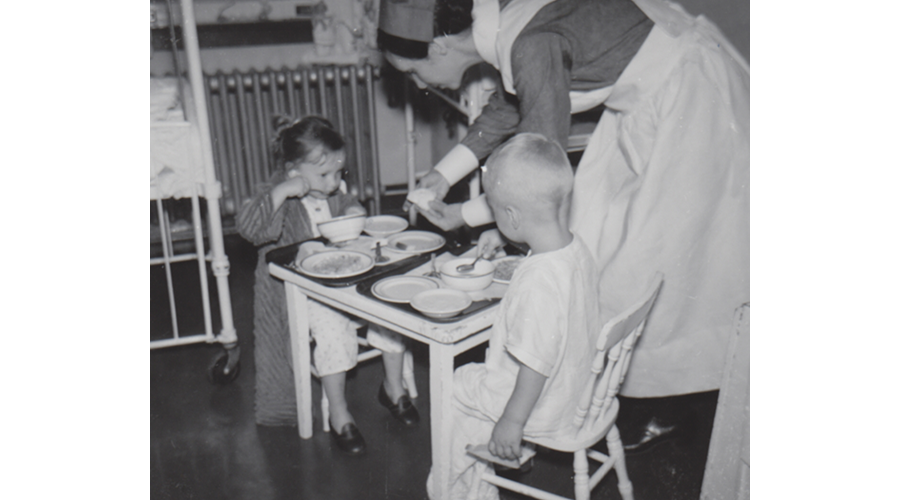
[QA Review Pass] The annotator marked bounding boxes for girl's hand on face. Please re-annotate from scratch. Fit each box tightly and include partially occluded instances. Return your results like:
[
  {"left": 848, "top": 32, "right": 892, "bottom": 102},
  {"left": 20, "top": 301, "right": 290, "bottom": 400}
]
[
  {"left": 270, "top": 173, "right": 311, "bottom": 211},
  {"left": 279, "top": 174, "right": 311, "bottom": 198},
  {"left": 476, "top": 229, "right": 504, "bottom": 260}
]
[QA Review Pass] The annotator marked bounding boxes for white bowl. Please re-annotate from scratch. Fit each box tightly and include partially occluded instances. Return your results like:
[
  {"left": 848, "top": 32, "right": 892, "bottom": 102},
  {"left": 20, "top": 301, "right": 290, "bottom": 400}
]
[
  {"left": 364, "top": 215, "right": 409, "bottom": 238},
  {"left": 439, "top": 258, "right": 496, "bottom": 291},
  {"left": 410, "top": 289, "right": 473, "bottom": 319},
  {"left": 317, "top": 214, "right": 366, "bottom": 243}
]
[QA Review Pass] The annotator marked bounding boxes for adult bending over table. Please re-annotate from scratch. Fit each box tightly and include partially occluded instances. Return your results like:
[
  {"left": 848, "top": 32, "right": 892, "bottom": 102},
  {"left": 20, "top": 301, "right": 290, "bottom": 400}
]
[{"left": 378, "top": 0, "right": 749, "bottom": 451}]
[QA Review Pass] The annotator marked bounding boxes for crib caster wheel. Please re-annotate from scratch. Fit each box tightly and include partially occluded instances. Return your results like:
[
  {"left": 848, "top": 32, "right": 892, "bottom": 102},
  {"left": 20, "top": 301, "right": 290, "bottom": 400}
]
[{"left": 208, "top": 350, "right": 241, "bottom": 384}]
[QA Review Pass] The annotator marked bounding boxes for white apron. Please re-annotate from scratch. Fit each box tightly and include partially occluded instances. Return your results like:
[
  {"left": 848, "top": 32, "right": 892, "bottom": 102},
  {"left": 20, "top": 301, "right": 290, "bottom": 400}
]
[{"left": 477, "top": 0, "right": 750, "bottom": 397}]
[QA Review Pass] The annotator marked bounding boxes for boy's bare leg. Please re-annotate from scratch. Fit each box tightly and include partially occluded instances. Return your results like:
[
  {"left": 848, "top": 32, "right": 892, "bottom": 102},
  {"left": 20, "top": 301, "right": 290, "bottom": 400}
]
[{"left": 321, "top": 372, "right": 353, "bottom": 430}]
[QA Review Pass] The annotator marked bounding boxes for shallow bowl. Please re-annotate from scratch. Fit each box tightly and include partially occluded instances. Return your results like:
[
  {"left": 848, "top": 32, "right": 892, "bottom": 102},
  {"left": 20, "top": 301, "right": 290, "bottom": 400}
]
[
  {"left": 364, "top": 215, "right": 409, "bottom": 239},
  {"left": 410, "top": 289, "right": 473, "bottom": 319},
  {"left": 439, "top": 258, "right": 496, "bottom": 291},
  {"left": 317, "top": 214, "right": 366, "bottom": 243}
]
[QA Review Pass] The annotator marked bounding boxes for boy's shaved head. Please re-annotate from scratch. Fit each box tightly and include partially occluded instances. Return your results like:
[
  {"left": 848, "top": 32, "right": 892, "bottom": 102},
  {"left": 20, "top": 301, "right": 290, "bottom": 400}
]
[{"left": 483, "top": 133, "right": 573, "bottom": 211}]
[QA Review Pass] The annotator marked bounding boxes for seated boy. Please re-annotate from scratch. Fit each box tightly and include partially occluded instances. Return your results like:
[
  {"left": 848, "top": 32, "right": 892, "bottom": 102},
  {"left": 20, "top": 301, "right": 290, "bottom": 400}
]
[{"left": 426, "top": 133, "right": 602, "bottom": 500}]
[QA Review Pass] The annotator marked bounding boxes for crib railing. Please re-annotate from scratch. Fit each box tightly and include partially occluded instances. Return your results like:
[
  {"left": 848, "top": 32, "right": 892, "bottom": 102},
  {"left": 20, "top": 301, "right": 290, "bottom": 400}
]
[{"left": 203, "top": 64, "right": 383, "bottom": 217}]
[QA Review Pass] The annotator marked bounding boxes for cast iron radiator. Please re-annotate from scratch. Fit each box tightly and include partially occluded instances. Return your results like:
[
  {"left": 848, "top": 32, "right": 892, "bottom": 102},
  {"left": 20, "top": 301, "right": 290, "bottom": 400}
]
[{"left": 203, "top": 64, "right": 383, "bottom": 217}]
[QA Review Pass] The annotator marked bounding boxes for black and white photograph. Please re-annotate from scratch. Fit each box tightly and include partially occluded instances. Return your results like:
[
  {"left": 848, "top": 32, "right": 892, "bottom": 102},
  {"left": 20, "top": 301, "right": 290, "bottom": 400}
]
[
  {"left": 0, "top": 0, "right": 878, "bottom": 498},
  {"left": 148, "top": 0, "right": 750, "bottom": 498},
  {"left": 17, "top": 0, "right": 900, "bottom": 497}
]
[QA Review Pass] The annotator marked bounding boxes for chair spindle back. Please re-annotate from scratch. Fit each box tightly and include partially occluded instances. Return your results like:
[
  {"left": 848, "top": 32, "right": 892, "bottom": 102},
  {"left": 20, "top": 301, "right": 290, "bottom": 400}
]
[{"left": 572, "top": 273, "right": 664, "bottom": 434}]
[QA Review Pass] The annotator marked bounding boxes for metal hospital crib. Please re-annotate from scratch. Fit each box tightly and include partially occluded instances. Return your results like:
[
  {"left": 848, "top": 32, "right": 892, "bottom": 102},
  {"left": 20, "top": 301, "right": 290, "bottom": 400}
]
[{"left": 151, "top": 0, "right": 240, "bottom": 383}]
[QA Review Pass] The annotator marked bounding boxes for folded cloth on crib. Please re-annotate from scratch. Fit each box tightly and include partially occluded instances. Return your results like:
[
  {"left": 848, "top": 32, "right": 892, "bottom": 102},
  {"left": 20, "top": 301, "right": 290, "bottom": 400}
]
[
  {"left": 150, "top": 77, "right": 206, "bottom": 199},
  {"left": 150, "top": 77, "right": 186, "bottom": 122}
]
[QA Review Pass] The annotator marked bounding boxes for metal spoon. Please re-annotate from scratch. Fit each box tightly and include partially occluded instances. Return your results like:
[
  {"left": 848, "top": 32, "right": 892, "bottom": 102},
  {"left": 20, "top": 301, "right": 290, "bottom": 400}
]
[
  {"left": 426, "top": 253, "right": 439, "bottom": 277},
  {"left": 456, "top": 253, "right": 484, "bottom": 273},
  {"left": 374, "top": 242, "right": 389, "bottom": 263}
]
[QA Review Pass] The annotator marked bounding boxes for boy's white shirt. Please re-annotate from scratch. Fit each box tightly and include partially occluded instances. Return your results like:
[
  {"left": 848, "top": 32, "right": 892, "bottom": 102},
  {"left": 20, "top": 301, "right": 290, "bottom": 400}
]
[{"left": 454, "top": 235, "right": 600, "bottom": 438}]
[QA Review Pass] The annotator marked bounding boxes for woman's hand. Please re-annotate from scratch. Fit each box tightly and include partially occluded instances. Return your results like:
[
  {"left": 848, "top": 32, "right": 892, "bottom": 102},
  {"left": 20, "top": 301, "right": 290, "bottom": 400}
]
[
  {"left": 418, "top": 170, "right": 451, "bottom": 199},
  {"left": 488, "top": 416, "right": 525, "bottom": 461},
  {"left": 404, "top": 170, "right": 451, "bottom": 212},
  {"left": 418, "top": 199, "right": 466, "bottom": 232},
  {"left": 271, "top": 176, "right": 310, "bottom": 211},
  {"left": 476, "top": 229, "right": 505, "bottom": 260}
]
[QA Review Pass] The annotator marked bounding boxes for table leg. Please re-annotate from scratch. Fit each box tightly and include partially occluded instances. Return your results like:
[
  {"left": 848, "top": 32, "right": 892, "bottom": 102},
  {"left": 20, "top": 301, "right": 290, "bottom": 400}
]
[
  {"left": 285, "top": 282, "right": 313, "bottom": 439},
  {"left": 429, "top": 343, "right": 456, "bottom": 500}
]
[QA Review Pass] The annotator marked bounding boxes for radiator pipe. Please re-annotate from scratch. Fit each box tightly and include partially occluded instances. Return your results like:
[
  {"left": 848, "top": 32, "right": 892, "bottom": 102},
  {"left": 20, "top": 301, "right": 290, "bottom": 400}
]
[
  {"left": 219, "top": 74, "right": 245, "bottom": 203},
  {"left": 302, "top": 69, "right": 312, "bottom": 116},
  {"left": 349, "top": 67, "right": 366, "bottom": 207},
  {"left": 366, "top": 65, "right": 382, "bottom": 214},
  {"left": 235, "top": 73, "right": 258, "bottom": 191},
  {"left": 251, "top": 73, "right": 268, "bottom": 177},
  {"left": 317, "top": 67, "right": 327, "bottom": 116}
]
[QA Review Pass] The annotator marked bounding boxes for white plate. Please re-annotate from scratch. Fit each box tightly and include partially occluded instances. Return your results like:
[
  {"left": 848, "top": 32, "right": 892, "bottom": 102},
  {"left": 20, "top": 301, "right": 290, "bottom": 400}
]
[
  {"left": 372, "top": 276, "right": 440, "bottom": 304},
  {"left": 491, "top": 256, "right": 524, "bottom": 285},
  {"left": 410, "top": 289, "right": 473, "bottom": 319},
  {"left": 364, "top": 215, "right": 409, "bottom": 238},
  {"left": 386, "top": 231, "right": 446, "bottom": 254},
  {"left": 296, "top": 250, "right": 374, "bottom": 279}
]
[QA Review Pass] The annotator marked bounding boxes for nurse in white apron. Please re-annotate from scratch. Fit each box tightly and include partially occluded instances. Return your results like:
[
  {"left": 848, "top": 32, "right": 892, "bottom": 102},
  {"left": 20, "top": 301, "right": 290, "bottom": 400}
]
[{"left": 379, "top": 0, "right": 749, "bottom": 453}]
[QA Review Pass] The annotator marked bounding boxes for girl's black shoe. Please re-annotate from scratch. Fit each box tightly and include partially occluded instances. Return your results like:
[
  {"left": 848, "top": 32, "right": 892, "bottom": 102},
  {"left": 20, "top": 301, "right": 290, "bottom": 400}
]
[{"left": 331, "top": 422, "right": 366, "bottom": 456}]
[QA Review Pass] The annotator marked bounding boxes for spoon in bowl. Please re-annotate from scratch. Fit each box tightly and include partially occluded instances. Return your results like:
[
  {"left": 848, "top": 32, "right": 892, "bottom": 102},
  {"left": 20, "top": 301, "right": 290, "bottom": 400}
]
[{"left": 456, "top": 253, "right": 484, "bottom": 273}]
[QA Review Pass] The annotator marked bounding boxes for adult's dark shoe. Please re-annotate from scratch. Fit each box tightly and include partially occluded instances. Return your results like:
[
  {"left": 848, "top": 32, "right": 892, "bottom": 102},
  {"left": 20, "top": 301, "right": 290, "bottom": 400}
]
[
  {"left": 378, "top": 383, "right": 420, "bottom": 427},
  {"left": 622, "top": 417, "right": 679, "bottom": 454},
  {"left": 330, "top": 422, "right": 366, "bottom": 456}
]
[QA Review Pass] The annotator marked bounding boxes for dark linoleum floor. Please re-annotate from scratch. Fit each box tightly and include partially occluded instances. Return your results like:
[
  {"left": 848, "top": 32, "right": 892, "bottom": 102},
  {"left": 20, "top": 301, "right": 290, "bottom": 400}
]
[{"left": 151, "top": 233, "right": 718, "bottom": 500}]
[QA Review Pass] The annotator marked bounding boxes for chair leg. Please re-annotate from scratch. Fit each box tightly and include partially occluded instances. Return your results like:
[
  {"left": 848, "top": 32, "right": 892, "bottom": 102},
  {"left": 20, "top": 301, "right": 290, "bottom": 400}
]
[
  {"left": 402, "top": 350, "right": 418, "bottom": 399},
  {"left": 322, "top": 392, "right": 330, "bottom": 433},
  {"left": 606, "top": 425, "right": 634, "bottom": 500},
  {"left": 573, "top": 449, "right": 590, "bottom": 500}
]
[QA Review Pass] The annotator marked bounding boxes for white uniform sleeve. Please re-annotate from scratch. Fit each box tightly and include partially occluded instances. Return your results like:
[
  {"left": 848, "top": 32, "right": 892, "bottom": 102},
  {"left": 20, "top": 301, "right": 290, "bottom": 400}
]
[
  {"left": 433, "top": 143, "right": 480, "bottom": 186},
  {"left": 460, "top": 194, "right": 495, "bottom": 227}
]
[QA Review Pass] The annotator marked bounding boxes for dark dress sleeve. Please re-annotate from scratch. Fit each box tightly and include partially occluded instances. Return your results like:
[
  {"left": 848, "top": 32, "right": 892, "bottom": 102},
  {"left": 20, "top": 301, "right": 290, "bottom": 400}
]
[
  {"left": 236, "top": 171, "right": 290, "bottom": 247},
  {"left": 460, "top": 32, "right": 574, "bottom": 159}
]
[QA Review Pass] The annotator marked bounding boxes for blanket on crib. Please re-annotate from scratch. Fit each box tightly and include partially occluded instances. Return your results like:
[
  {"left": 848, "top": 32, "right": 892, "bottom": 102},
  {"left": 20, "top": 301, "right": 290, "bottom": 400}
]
[{"left": 150, "top": 77, "right": 206, "bottom": 200}]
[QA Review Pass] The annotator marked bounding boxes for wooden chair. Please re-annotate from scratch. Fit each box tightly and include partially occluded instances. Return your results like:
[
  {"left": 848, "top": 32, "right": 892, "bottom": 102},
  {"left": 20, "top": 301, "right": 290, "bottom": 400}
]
[
  {"left": 312, "top": 336, "right": 418, "bottom": 432},
  {"left": 473, "top": 273, "right": 664, "bottom": 500}
]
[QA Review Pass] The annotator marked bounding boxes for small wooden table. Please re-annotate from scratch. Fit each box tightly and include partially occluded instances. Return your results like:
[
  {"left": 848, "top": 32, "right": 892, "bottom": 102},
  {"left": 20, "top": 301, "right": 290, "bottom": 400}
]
[{"left": 269, "top": 250, "right": 505, "bottom": 500}]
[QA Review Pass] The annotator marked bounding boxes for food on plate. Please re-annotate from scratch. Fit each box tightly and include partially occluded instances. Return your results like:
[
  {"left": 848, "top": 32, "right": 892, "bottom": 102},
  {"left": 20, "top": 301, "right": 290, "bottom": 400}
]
[
  {"left": 308, "top": 253, "right": 368, "bottom": 275},
  {"left": 493, "top": 258, "right": 522, "bottom": 282},
  {"left": 406, "top": 188, "right": 437, "bottom": 211}
]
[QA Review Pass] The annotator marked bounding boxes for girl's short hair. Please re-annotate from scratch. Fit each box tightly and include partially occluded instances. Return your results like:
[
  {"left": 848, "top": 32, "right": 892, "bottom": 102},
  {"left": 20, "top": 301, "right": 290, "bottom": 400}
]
[
  {"left": 378, "top": 0, "right": 473, "bottom": 59},
  {"left": 271, "top": 115, "right": 345, "bottom": 168}
]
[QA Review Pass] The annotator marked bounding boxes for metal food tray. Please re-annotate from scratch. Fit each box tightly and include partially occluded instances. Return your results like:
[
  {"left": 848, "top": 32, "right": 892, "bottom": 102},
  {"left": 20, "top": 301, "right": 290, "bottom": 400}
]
[
  {"left": 356, "top": 272, "right": 501, "bottom": 324},
  {"left": 266, "top": 238, "right": 436, "bottom": 288}
]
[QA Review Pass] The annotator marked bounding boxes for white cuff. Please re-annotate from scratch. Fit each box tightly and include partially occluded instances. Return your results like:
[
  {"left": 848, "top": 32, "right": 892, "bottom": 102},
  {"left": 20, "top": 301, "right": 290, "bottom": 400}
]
[
  {"left": 461, "top": 194, "right": 495, "bottom": 227},
  {"left": 433, "top": 144, "right": 480, "bottom": 187}
]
